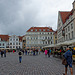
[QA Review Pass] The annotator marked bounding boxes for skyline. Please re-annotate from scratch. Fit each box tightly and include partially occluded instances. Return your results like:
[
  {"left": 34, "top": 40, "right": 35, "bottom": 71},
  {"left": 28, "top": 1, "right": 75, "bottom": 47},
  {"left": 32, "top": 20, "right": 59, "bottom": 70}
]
[{"left": 0, "top": 0, "right": 74, "bottom": 35}]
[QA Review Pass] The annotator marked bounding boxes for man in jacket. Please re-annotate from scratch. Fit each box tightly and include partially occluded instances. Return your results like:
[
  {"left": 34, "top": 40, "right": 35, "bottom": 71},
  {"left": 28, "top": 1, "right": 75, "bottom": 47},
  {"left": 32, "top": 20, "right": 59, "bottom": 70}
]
[{"left": 64, "top": 48, "right": 73, "bottom": 75}]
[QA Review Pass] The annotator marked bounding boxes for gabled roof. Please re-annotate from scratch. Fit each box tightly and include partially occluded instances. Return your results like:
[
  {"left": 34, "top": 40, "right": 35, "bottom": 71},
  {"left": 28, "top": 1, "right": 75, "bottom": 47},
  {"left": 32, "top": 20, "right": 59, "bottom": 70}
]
[
  {"left": 27, "top": 27, "right": 54, "bottom": 32},
  {"left": 59, "top": 11, "right": 71, "bottom": 24},
  {"left": 0, "top": 35, "right": 9, "bottom": 41},
  {"left": 53, "top": 31, "right": 57, "bottom": 35}
]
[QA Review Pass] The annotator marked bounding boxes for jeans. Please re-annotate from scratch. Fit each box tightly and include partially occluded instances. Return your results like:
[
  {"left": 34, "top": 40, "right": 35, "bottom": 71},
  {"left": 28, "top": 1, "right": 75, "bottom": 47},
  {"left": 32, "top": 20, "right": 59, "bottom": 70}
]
[{"left": 19, "top": 56, "right": 22, "bottom": 63}]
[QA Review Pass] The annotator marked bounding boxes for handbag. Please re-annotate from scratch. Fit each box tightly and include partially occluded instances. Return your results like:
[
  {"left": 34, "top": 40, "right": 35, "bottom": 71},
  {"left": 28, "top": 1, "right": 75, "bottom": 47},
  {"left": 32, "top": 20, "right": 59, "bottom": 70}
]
[{"left": 62, "top": 58, "right": 67, "bottom": 65}]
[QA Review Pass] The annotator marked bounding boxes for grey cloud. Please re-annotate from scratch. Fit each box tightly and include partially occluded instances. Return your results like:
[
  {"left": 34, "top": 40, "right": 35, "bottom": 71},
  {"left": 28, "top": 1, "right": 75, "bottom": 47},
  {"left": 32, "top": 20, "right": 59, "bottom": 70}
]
[{"left": 0, "top": 0, "right": 74, "bottom": 35}]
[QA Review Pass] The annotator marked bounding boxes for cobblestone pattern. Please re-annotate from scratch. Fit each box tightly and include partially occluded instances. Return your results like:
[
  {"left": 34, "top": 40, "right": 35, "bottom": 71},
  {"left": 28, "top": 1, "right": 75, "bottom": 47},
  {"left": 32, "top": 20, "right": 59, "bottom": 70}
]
[{"left": 0, "top": 52, "right": 75, "bottom": 75}]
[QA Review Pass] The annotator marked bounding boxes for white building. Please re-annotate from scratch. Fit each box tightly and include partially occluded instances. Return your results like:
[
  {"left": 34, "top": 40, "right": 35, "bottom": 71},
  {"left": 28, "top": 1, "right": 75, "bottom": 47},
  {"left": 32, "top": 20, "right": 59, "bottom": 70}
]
[
  {"left": 57, "top": 1, "right": 75, "bottom": 49},
  {"left": 26, "top": 27, "right": 54, "bottom": 49},
  {"left": 9, "top": 35, "right": 23, "bottom": 49}
]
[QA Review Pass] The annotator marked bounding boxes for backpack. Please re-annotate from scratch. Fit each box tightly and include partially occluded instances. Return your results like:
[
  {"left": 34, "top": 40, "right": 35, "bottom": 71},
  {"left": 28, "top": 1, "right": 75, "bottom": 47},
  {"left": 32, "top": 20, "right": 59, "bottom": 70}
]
[{"left": 19, "top": 52, "right": 21, "bottom": 55}]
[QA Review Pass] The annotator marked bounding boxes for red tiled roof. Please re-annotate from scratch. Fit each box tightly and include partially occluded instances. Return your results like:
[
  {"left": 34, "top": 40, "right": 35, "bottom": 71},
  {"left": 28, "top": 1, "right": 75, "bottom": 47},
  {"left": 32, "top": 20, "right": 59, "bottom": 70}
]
[
  {"left": 65, "top": 9, "right": 73, "bottom": 21},
  {"left": 27, "top": 27, "right": 54, "bottom": 32},
  {"left": 0, "top": 35, "right": 9, "bottom": 41},
  {"left": 60, "top": 11, "right": 71, "bottom": 24},
  {"left": 54, "top": 31, "right": 57, "bottom": 34}
]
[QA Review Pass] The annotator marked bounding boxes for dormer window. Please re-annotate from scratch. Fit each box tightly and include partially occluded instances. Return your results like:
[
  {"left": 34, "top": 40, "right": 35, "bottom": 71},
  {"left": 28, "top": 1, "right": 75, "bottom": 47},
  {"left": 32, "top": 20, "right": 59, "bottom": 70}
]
[
  {"left": 39, "top": 29, "right": 41, "bottom": 31},
  {"left": 43, "top": 29, "right": 45, "bottom": 31},
  {"left": 31, "top": 29, "right": 33, "bottom": 31},
  {"left": 35, "top": 29, "right": 37, "bottom": 31}
]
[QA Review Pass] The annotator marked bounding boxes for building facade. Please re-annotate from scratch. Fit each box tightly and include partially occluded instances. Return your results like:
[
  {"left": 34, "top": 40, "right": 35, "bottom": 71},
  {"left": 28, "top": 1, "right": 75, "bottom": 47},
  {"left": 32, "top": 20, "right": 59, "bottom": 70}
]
[
  {"left": 0, "top": 35, "right": 9, "bottom": 49},
  {"left": 26, "top": 27, "right": 54, "bottom": 49},
  {"left": 57, "top": 1, "right": 75, "bottom": 48},
  {"left": 9, "top": 35, "right": 23, "bottom": 49}
]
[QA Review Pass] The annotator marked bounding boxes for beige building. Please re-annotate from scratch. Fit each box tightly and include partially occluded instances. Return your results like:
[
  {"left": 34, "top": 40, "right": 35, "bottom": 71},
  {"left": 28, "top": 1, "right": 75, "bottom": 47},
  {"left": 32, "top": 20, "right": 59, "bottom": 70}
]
[{"left": 26, "top": 27, "right": 54, "bottom": 49}]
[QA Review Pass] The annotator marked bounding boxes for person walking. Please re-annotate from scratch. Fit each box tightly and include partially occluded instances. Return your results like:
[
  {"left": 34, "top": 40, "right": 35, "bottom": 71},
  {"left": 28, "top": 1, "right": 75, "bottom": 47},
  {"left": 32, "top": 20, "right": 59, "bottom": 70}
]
[
  {"left": 44, "top": 49, "right": 48, "bottom": 57},
  {"left": 18, "top": 51, "right": 22, "bottom": 63},
  {"left": 64, "top": 48, "right": 73, "bottom": 75}
]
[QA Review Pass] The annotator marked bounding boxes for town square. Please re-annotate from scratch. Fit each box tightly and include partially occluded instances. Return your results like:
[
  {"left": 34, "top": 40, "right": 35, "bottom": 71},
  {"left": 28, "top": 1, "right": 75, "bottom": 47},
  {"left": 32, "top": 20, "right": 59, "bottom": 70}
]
[{"left": 0, "top": 0, "right": 75, "bottom": 75}]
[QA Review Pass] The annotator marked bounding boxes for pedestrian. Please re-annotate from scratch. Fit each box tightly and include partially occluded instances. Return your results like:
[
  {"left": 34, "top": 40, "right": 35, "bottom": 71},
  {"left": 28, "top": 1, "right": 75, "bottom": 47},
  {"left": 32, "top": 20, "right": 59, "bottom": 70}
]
[
  {"left": 44, "top": 49, "right": 48, "bottom": 57},
  {"left": 33, "top": 49, "right": 35, "bottom": 56},
  {"left": 4, "top": 50, "right": 6, "bottom": 57},
  {"left": 1, "top": 50, "right": 4, "bottom": 57},
  {"left": 63, "top": 48, "right": 73, "bottom": 75},
  {"left": 18, "top": 50, "right": 22, "bottom": 63}
]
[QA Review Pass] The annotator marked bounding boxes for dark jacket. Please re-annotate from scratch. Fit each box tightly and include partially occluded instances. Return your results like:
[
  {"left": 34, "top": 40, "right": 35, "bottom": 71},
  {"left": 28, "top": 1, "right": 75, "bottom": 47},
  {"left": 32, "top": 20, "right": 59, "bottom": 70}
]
[{"left": 64, "top": 50, "right": 72, "bottom": 64}]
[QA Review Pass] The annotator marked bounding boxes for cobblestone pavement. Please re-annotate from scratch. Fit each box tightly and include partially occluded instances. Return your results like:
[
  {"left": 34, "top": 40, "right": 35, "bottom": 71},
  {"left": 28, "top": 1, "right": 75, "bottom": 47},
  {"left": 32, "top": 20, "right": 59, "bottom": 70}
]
[{"left": 0, "top": 52, "right": 75, "bottom": 75}]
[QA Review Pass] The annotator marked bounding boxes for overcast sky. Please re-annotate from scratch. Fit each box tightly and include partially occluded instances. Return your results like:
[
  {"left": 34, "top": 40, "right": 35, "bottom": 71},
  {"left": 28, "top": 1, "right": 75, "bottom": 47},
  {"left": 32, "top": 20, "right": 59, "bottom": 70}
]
[{"left": 0, "top": 0, "right": 74, "bottom": 35}]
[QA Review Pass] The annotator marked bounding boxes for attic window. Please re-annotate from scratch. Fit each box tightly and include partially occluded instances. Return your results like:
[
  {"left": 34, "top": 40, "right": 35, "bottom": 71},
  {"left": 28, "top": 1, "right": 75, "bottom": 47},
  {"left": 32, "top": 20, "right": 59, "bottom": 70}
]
[
  {"left": 43, "top": 29, "right": 45, "bottom": 31},
  {"left": 31, "top": 29, "right": 33, "bottom": 31},
  {"left": 39, "top": 29, "right": 41, "bottom": 31},
  {"left": 35, "top": 29, "right": 37, "bottom": 31}
]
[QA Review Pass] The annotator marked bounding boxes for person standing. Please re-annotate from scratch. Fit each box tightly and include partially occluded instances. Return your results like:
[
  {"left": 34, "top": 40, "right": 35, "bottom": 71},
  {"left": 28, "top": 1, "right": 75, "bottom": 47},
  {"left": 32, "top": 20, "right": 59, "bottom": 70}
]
[
  {"left": 1, "top": 50, "right": 4, "bottom": 57},
  {"left": 64, "top": 48, "right": 73, "bottom": 75},
  {"left": 18, "top": 51, "right": 22, "bottom": 63},
  {"left": 4, "top": 50, "right": 6, "bottom": 57}
]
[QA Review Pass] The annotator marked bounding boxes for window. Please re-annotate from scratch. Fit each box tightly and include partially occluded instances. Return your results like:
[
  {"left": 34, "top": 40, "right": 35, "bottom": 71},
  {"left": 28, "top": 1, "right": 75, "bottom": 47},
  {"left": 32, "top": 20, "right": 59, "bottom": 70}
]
[
  {"left": 16, "top": 42, "right": 18, "bottom": 45},
  {"left": 66, "top": 28, "right": 67, "bottom": 33},
  {"left": 71, "top": 31, "right": 73, "bottom": 39},
  {"left": 31, "top": 29, "right": 33, "bottom": 31},
  {"left": 45, "top": 37, "right": 47, "bottom": 39},
  {"left": 39, "top": 29, "right": 41, "bottom": 31},
  {"left": 13, "top": 39, "right": 15, "bottom": 41},
  {"left": 10, "top": 46, "right": 12, "bottom": 48},
  {"left": 51, "top": 41, "right": 52, "bottom": 44},
  {"left": 35, "top": 29, "right": 37, "bottom": 31},
  {"left": 3, "top": 43, "right": 4, "bottom": 46},
  {"left": 68, "top": 26, "right": 70, "bottom": 31},
  {"left": 16, "top": 39, "right": 18, "bottom": 41},
  {"left": 43, "top": 29, "right": 45, "bottom": 31},
  {"left": 50, "top": 32, "right": 52, "bottom": 35},
  {"left": 68, "top": 33, "right": 70, "bottom": 39},
  {"left": 13, "top": 46, "right": 15, "bottom": 48},
  {"left": 71, "top": 23, "right": 73, "bottom": 29},
  {"left": 66, "top": 35, "right": 67, "bottom": 40}
]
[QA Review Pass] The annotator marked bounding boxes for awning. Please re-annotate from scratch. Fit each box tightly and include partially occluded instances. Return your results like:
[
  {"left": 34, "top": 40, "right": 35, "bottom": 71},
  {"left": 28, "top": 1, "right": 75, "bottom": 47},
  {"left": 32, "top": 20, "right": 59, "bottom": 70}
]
[{"left": 43, "top": 39, "right": 75, "bottom": 48}]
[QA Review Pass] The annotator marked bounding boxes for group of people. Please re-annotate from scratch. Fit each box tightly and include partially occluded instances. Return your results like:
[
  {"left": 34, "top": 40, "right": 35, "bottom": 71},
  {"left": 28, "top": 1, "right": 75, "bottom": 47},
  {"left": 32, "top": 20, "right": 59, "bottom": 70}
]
[
  {"left": 44, "top": 49, "right": 51, "bottom": 57},
  {"left": 21, "top": 49, "right": 40, "bottom": 56},
  {"left": 18, "top": 49, "right": 40, "bottom": 63},
  {"left": 0, "top": 50, "right": 6, "bottom": 57}
]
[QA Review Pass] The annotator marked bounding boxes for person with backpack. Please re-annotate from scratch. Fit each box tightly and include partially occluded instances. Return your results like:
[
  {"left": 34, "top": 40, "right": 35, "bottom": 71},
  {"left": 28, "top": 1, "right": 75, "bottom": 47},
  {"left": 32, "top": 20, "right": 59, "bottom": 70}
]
[
  {"left": 18, "top": 50, "right": 22, "bottom": 63},
  {"left": 63, "top": 48, "right": 73, "bottom": 75}
]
